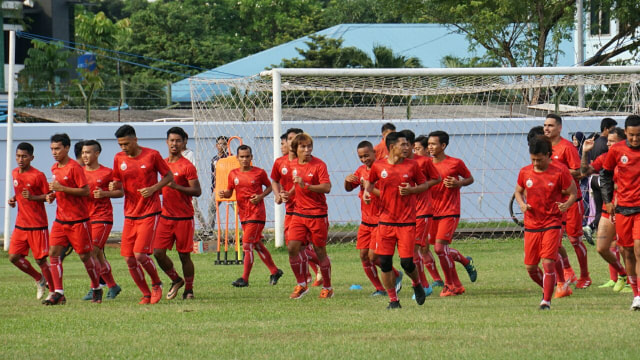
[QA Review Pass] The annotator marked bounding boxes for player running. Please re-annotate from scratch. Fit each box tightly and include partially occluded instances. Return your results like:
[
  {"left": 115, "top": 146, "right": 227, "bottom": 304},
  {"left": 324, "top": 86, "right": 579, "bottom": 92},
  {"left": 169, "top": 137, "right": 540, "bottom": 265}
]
[
  {"left": 374, "top": 122, "right": 396, "bottom": 160},
  {"left": 8, "top": 142, "right": 54, "bottom": 301},
  {"left": 110, "top": 125, "right": 173, "bottom": 305},
  {"left": 45, "top": 133, "right": 101, "bottom": 305},
  {"left": 219, "top": 144, "right": 283, "bottom": 287},
  {"left": 544, "top": 114, "right": 591, "bottom": 288},
  {"left": 601, "top": 115, "right": 640, "bottom": 310},
  {"left": 153, "top": 127, "right": 202, "bottom": 300},
  {"left": 427, "top": 131, "right": 477, "bottom": 297},
  {"left": 365, "top": 131, "right": 431, "bottom": 309},
  {"left": 79, "top": 140, "right": 123, "bottom": 300},
  {"left": 515, "top": 136, "right": 577, "bottom": 310}
]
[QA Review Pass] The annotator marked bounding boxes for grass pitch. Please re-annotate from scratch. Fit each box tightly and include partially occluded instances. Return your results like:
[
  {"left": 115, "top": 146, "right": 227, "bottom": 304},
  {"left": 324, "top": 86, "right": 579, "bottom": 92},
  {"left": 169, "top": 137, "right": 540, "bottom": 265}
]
[{"left": 0, "top": 238, "right": 637, "bottom": 359}]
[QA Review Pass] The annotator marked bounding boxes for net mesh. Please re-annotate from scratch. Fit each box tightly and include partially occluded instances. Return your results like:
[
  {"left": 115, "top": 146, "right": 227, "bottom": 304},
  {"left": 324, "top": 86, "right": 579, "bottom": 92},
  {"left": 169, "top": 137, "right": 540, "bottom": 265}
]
[{"left": 190, "top": 71, "right": 640, "bottom": 242}]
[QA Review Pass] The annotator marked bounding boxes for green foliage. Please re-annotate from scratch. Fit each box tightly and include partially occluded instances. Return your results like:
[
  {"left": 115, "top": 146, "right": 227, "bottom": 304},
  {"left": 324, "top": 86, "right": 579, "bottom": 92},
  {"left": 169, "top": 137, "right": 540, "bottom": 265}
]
[
  {"left": 17, "top": 40, "right": 72, "bottom": 107},
  {"left": 278, "top": 35, "right": 371, "bottom": 68}
]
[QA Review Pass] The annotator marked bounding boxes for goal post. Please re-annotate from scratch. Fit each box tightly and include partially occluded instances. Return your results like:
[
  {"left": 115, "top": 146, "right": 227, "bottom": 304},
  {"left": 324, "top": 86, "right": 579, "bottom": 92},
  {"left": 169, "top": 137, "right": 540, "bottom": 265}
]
[{"left": 190, "top": 66, "right": 640, "bottom": 247}]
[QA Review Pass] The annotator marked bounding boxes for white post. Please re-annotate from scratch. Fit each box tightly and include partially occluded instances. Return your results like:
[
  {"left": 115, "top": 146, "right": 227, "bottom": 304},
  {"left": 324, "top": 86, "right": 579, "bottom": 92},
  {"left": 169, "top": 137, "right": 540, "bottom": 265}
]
[
  {"left": 272, "top": 70, "right": 285, "bottom": 248},
  {"left": 3, "top": 31, "right": 16, "bottom": 251},
  {"left": 576, "top": 0, "right": 585, "bottom": 108}
]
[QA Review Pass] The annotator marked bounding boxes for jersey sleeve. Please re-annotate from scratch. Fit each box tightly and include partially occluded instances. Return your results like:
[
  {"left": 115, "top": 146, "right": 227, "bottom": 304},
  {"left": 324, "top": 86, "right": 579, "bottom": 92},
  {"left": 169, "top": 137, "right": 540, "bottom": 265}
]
[
  {"left": 317, "top": 160, "right": 330, "bottom": 184},
  {"left": 350, "top": 167, "right": 363, "bottom": 188},
  {"left": 565, "top": 145, "right": 581, "bottom": 170},
  {"left": 456, "top": 159, "right": 472, "bottom": 178},
  {"left": 185, "top": 162, "right": 198, "bottom": 181},
  {"left": 559, "top": 166, "right": 573, "bottom": 191},
  {"left": 227, "top": 170, "right": 235, "bottom": 191},
  {"left": 37, "top": 171, "right": 49, "bottom": 195},
  {"left": 516, "top": 168, "right": 525, "bottom": 189},
  {"left": 154, "top": 151, "right": 171, "bottom": 177},
  {"left": 591, "top": 154, "right": 604, "bottom": 172},
  {"left": 270, "top": 160, "right": 282, "bottom": 182},
  {"left": 259, "top": 169, "right": 271, "bottom": 188},
  {"left": 368, "top": 163, "right": 379, "bottom": 184},
  {"left": 424, "top": 159, "right": 440, "bottom": 180},
  {"left": 112, "top": 157, "right": 121, "bottom": 182},
  {"left": 602, "top": 146, "right": 618, "bottom": 171},
  {"left": 414, "top": 162, "right": 427, "bottom": 185},
  {"left": 72, "top": 164, "right": 88, "bottom": 188}
]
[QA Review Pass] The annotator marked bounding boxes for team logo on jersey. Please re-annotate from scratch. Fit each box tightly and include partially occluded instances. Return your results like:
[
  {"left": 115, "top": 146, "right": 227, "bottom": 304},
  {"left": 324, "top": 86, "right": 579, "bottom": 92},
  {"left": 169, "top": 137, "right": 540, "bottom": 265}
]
[
  {"left": 97, "top": 179, "right": 102, "bottom": 183},
  {"left": 307, "top": 173, "right": 313, "bottom": 177},
  {"left": 403, "top": 174, "right": 408, "bottom": 178},
  {"left": 281, "top": 167, "right": 288, "bottom": 175},
  {"left": 292, "top": 169, "right": 298, "bottom": 177},
  {"left": 547, "top": 182, "right": 554, "bottom": 187},
  {"left": 621, "top": 155, "right": 629, "bottom": 164},
  {"left": 526, "top": 178, "right": 533, "bottom": 188},
  {"left": 120, "top": 162, "right": 127, "bottom": 171},
  {"left": 13, "top": 180, "right": 18, "bottom": 187},
  {"left": 553, "top": 155, "right": 559, "bottom": 159},
  {"left": 141, "top": 165, "right": 146, "bottom": 169},
  {"left": 174, "top": 172, "right": 179, "bottom": 176},
  {"left": 381, "top": 169, "right": 388, "bottom": 178},
  {"left": 63, "top": 176, "right": 68, "bottom": 180},
  {"left": 234, "top": 177, "right": 239, "bottom": 185}
]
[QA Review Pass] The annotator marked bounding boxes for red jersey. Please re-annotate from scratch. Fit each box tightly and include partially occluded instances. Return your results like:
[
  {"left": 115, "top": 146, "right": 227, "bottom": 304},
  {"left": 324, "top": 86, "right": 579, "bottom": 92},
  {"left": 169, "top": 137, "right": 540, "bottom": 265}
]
[
  {"left": 374, "top": 139, "right": 388, "bottom": 160},
  {"left": 112, "top": 147, "right": 171, "bottom": 218},
  {"left": 590, "top": 152, "right": 606, "bottom": 172},
  {"left": 227, "top": 167, "right": 271, "bottom": 222},
  {"left": 349, "top": 165, "right": 380, "bottom": 224},
  {"left": 552, "top": 137, "right": 581, "bottom": 196},
  {"left": 51, "top": 159, "right": 89, "bottom": 222},
  {"left": 430, "top": 156, "right": 472, "bottom": 217},
  {"left": 413, "top": 155, "right": 441, "bottom": 217},
  {"left": 84, "top": 165, "right": 114, "bottom": 222},
  {"left": 270, "top": 155, "right": 296, "bottom": 213},
  {"left": 369, "top": 158, "right": 426, "bottom": 224},
  {"left": 162, "top": 157, "right": 198, "bottom": 218},
  {"left": 517, "top": 163, "right": 573, "bottom": 230},
  {"left": 291, "top": 156, "right": 331, "bottom": 216},
  {"left": 12, "top": 167, "right": 49, "bottom": 228},
  {"left": 603, "top": 141, "right": 640, "bottom": 207}
]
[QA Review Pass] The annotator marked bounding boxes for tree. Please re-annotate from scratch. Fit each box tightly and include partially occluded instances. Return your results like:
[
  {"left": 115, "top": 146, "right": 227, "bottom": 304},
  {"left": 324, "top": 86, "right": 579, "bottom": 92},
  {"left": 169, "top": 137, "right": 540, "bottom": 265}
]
[
  {"left": 277, "top": 35, "right": 371, "bottom": 68},
  {"left": 17, "top": 40, "right": 72, "bottom": 107},
  {"left": 369, "top": 45, "right": 422, "bottom": 68}
]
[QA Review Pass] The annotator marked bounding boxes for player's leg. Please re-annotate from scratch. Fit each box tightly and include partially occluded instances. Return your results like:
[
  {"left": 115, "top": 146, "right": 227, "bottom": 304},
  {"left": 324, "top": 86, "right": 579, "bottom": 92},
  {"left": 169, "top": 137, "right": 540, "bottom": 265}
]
[
  {"left": 433, "top": 218, "right": 464, "bottom": 296},
  {"left": 44, "top": 222, "right": 68, "bottom": 305},
  {"left": 309, "top": 217, "right": 333, "bottom": 298},
  {"left": 397, "top": 226, "right": 427, "bottom": 305},
  {"left": 377, "top": 225, "right": 401, "bottom": 308},
  {"left": 413, "top": 219, "right": 430, "bottom": 290},
  {"left": 287, "top": 216, "right": 310, "bottom": 298},
  {"left": 93, "top": 223, "right": 118, "bottom": 291},
  {"left": 70, "top": 222, "right": 102, "bottom": 303},
  {"left": 153, "top": 218, "right": 184, "bottom": 299},
  {"left": 596, "top": 214, "right": 626, "bottom": 290},
  {"left": 134, "top": 216, "right": 163, "bottom": 304},
  {"left": 175, "top": 219, "right": 195, "bottom": 299},
  {"left": 357, "top": 225, "right": 384, "bottom": 294},
  {"left": 8, "top": 229, "right": 43, "bottom": 282},
  {"left": 121, "top": 219, "right": 151, "bottom": 303},
  {"left": 31, "top": 229, "right": 53, "bottom": 299},
  {"left": 421, "top": 245, "right": 443, "bottom": 285},
  {"left": 566, "top": 202, "right": 590, "bottom": 288},
  {"left": 616, "top": 213, "right": 640, "bottom": 309}
]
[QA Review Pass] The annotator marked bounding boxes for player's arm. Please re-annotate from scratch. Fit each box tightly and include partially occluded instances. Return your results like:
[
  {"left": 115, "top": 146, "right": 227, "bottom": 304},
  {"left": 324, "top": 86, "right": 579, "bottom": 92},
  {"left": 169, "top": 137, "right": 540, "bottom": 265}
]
[
  {"left": 514, "top": 184, "right": 531, "bottom": 213},
  {"left": 250, "top": 184, "right": 272, "bottom": 205},
  {"left": 580, "top": 138, "right": 595, "bottom": 176},
  {"left": 8, "top": 195, "right": 16, "bottom": 207},
  {"left": 558, "top": 181, "right": 578, "bottom": 212},
  {"left": 169, "top": 179, "right": 202, "bottom": 197},
  {"left": 50, "top": 181, "right": 90, "bottom": 197},
  {"left": 271, "top": 180, "right": 283, "bottom": 203},
  {"left": 21, "top": 189, "right": 48, "bottom": 202},
  {"left": 600, "top": 168, "right": 615, "bottom": 215},
  {"left": 344, "top": 173, "right": 359, "bottom": 192},
  {"left": 94, "top": 188, "right": 124, "bottom": 199},
  {"left": 139, "top": 172, "right": 173, "bottom": 198},
  {"left": 443, "top": 175, "right": 473, "bottom": 188},
  {"left": 399, "top": 180, "right": 431, "bottom": 195},
  {"left": 303, "top": 181, "right": 331, "bottom": 194}
]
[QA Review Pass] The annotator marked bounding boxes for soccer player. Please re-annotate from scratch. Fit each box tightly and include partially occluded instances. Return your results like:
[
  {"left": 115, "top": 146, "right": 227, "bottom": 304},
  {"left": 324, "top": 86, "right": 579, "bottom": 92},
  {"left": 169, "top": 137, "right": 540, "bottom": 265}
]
[
  {"left": 427, "top": 131, "right": 477, "bottom": 297},
  {"left": 514, "top": 136, "right": 577, "bottom": 310},
  {"left": 110, "top": 125, "right": 173, "bottom": 304},
  {"left": 400, "top": 130, "right": 441, "bottom": 299},
  {"left": 601, "top": 115, "right": 640, "bottom": 310},
  {"left": 365, "top": 131, "right": 430, "bottom": 309},
  {"left": 271, "top": 128, "right": 322, "bottom": 286},
  {"left": 8, "top": 142, "right": 54, "bottom": 301},
  {"left": 285, "top": 133, "right": 333, "bottom": 299},
  {"left": 373, "top": 122, "right": 395, "bottom": 160},
  {"left": 280, "top": 133, "right": 288, "bottom": 157},
  {"left": 544, "top": 114, "right": 590, "bottom": 288},
  {"left": 581, "top": 128, "right": 628, "bottom": 291},
  {"left": 80, "top": 140, "right": 123, "bottom": 300},
  {"left": 45, "top": 133, "right": 101, "bottom": 305},
  {"left": 153, "top": 127, "right": 202, "bottom": 300},
  {"left": 219, "top": 144, "right": 283, "bottom": 287},
  {"left": 180, "top": 131, "right": 207, "bottom": 231},
  {"left": 413, "top": 135, "right": 444, "bottom": 286}
]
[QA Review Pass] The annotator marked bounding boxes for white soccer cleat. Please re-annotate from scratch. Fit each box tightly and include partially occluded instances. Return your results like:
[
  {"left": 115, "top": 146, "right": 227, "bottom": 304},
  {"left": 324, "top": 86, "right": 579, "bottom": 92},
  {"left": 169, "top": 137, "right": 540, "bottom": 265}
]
[
  {"left": 631, "top": 296, "right": 640, "bottom": 311},
  {"left": 36, "top": 277, "right": 47, "bottom": 300}
]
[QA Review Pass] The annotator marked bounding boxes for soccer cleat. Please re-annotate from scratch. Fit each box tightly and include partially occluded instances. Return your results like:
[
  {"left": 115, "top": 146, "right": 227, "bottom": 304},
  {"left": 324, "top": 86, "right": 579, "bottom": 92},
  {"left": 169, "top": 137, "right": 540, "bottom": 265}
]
[
  {"left": 167, "top": 278, "right": 185, "bottom": 299},
  {"left": 598, "top": 279, "right": 616, "bottom": 288},
  {"left": 386, "top": 301, "right": 402, "bottom": 309},
  {"left": 613, "top": 275, "right": 627, "bottom": 292},
  {"left": 43, "top": 292, "right": 66, "bottom": 306},
  {"left": 306, "top": 275, "right": 312, "bottom": 285},
  {"left": 464, "top": 256, "right": 478, "bottom": 282},
  {"left": 412, "top": 286, "right": 433, "bottom": 301},
  {"left": 431, "top": 280, "right": 444, "bottom": 287},
  {"left": 440, "top": 285, "right": 455, "bottom": 297},
  {"left": 92, "top": 288, "right": 103, "bottom": 304},
  {"left": 82, "top": 289, "right": 94, "bottom": 301},
  {"left": 631, "top": 296, "right": 640, "bottom": 311},
  {"left": 554, "top": 282, "right": 573, "bottom": 299},
  {"left": 232, "top": 278, "right": 249, "bottom": 287},
  {"left": 582, "top": 226, "right": 594, "bottom": 245},
  {"left": 413, "top": 285, "right": 427, "bottom": 305},
  {"left": 150, "top": 283, "right": 163, "bottom": 304},
  {"left": 36, "top": 277, "right": 47, "bottom": 300},
  {"left": 311, "top": 279, "right": 323, "bottom": 287},
  {"left": 289, "top": 285, "right": 309, "bottom": 299},
  {"left": 371, "top": 290, "right": 387, "bottom": 297},
  {"left": 139, "top": 295, "right": 151, "bottom": 305},
  {"left": 42, "top": 292, "right": 54, "bottom": 304},
  {"left": 269, "top": 269, "right": 284, "bottom": 285},
  {"left": 106, "top": 284, "right": 122, "bottom": 299},
  {"left": 621, "top": 285, "right": 633, "bottom": 293},
  {"left": 395, "top": 271, "right": 404, "bottom": 294},
  {"left": 182, "top": 289, "right": 194, "bottom": 300},
  {"left": 576, "top": 277, "right": 592, "bottom": 289},
  {"left": 564, "top": 269, "right": 577, "bottom": 285},
  {"left": 452, "top": 285, "right": 466, "bottom": 295},
  {"left": 539, "top": 300, "right": 551, "bottom": 310},
  {"left": 319, "top": 288, "right": 334, "bottom": 299}
]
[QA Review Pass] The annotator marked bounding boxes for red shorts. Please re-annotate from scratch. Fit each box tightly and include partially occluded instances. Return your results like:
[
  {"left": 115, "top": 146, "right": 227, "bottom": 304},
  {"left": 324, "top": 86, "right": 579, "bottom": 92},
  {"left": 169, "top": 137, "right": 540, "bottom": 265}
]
[
  {"left": 415, "top": 216, "right": 430, "bottom": 247},
  {"left": 375, "top": 223, "right": 415, "bottom": 258},
  {"left": 50, "top": 220, "right": 92, "bottom": 254},
  {"left": 153, "top": 216, "right": 194, "bottom": 253},
  {"left": 524, "top": 227, "right": 562, "bottom": 265},
  {"left": 288, "top": 215, "right": 328, "bottom": 247},
  {"left": 428, "top": 216, "right": 460, "bottom": 244},
  {"left": 121, "top": 214, "right": 160, "bottom": 257},
  {"left": 564, "top": 201, "right": 584, "bottom": 237},
  {"left": 9, "top": 227, "right": 49, "bottom": 259},
  {"left": 356, "top": 223, "right": 378, "bottom": 250},
  {"left": 91, "top": 222, "right": 113, "bottom": 249},
  {"left": 241, "top": 221, "right": 265, "bottom": 244},
  {"left": 615, "top": 213, "right": 640, "bottom": 248}
]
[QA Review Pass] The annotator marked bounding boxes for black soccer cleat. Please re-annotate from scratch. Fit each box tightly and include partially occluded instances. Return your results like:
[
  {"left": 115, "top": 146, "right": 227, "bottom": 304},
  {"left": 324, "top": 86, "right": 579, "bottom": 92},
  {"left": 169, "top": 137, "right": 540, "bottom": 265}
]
[
  {"left": 232, "top": 278, "right": 249, "bottom": 287},
  {"left": 167, "top": 278, "right": 185, "bottom": 300},
  {"left": 91, "top": 288, "right": 103, "bottom": 304},
  {"left": 413, "top": 285, "right": 426, "bottom": 305},
  {"left": 44, "top": 292, "right": 66, "bottom": 306},
  {"left": 387, "top": 301, "right": 402, "bottom": 310},
  {"left": 182, "top": 289, "right": 194, "bottom": 300},
  {"left": 270, "top": 269, "right": 284, "bottom": 285}
]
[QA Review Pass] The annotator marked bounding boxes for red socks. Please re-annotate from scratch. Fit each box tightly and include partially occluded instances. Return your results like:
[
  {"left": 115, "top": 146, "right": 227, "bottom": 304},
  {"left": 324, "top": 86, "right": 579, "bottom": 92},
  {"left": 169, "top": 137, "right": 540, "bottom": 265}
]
[
  {"left": 137, "top": 254, "right": 162, "bottom": 285},
  {"left": 319, "top": 256, "right": 332, "bottom": 289},
  {"left": 361, "top": 260, "right": 385, "bottom": 291},
  {"left": 423, "top": 251, "right": 442, "bottom": 282},
  {"left": 126, "top": 256, "right": 150, "bottom": 296},
  {"left": 387, "top": 287, "right": 398, "bottom": 302},
  {"left": 49, "top": 256, "right": 64, "bottom": 293},
  {"left": 38, "top": 261, "right": 54, "bottom": 290},
  {"left": 185, "top": 276, "right": 194, "bottom": 291},
  {"left": 569, "top": 236, "right": 589, "bottom": 278},
  {"left": 255, "top": 242, "right": 279, "bottom": 274},
  {"left": 542, "top": 262, "right": 556, "bottom": 302},
  {"left": 555, "top": 254, "right": 565, "bottom": 283},
  {"left": 242, "top": 244, "right": 254, "bottom": 282},
  {"left": 99, "top": 260, "right": 117, "bottom": 288},
  {"left": 527, "top": 267, "right": 544, "bottom": 287},
  {"left": 83, "top": 256, "right": 100, "bottom": 289},
  {"left": 413, "top": 251, "right": 429, "bottom": 288},
  {"left": 435, "top": 242, "right": 462, "bottom": 288},
  {"left": 289, "top": 253, "right": 308, "bottom": 286},
  {"left": 14, "top": 257, "right": 42, "bottom": 281},
  {"left": 630, "top": 276, "right": 639, "bottom": 297},
  {"left": 449, "top": 248, "right": 470, "bottom": 266}
]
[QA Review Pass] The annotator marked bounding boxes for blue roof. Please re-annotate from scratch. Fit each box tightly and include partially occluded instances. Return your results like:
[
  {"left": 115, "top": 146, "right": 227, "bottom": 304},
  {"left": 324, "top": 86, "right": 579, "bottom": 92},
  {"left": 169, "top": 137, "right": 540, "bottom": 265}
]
[{"left": 173, "top": 23, "right": 576, "bottom": 102}]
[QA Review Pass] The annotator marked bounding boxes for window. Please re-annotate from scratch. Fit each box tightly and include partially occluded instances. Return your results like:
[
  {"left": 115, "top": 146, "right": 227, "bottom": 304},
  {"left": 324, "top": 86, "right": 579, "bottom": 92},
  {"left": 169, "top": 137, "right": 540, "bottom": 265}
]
[{"left": 590, "top": 1, "right": 611, "bottom": 36}]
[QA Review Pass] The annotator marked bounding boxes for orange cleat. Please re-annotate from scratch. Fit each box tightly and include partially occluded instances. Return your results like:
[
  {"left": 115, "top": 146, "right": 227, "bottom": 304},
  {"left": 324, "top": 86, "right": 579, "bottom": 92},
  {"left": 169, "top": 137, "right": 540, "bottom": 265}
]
[
  {"left": 290, "top": 285, "right": 309, "bottom": 299},
  {"left": 150, "top": 283, "right": 163, "bottom": 304},
  {"left": 319, "top": 288, "right": 334, "bottom": 299},
  {"left": 440, "top": 285, "right": 455, "bottom": 297},
  {"left": 554, "top": 282, "right": 573, "bottom": 298},
  {"left": 564, "top": 268, "right": 577, "bottom": 285},
  {"left": 452, "top": 286, "right": 466, "bottom": 295},
  {"left": 311, "top": 279, "right": 323, "bottom": 287},
  {"left": 576, "top": 277, "right": 592, "bottom": 289},
  {"left": 138, "top": 295, "right": 151, "bottom": 305}
]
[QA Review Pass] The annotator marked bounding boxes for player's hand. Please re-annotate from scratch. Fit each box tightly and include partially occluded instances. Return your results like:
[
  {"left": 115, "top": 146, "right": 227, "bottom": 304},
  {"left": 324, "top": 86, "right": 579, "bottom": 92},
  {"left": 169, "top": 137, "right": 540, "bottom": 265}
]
[
  {"left": 582, "top": 138, "right": 595, "bottom": 152},
  {"left": 217, "top": 190, "right": 227, "bottom": 199},
  {"left": 249, "top": 194, "right": 261, "bottom": 204},
  {"left": 443, "top": 176, "right": 460, "bottom": 188},
  {"left": 45, "top": 193, "right": 56, "bottom": 203},
  {"left": 274, "top": 192, "right": 282, "bottom": 204},
  {"left": 93, "top": 189, "right": 105, "bottom": 199},
  {"left": 519, "top": 203, "right": 532, "bottom": 213},
  {"left": 138, "top": 187, "right": 154, "bottom": 198},
  {"left": 49, "top": 181, "right": 64, "bottom": 192},
  {"left": 108, "top": 181, "right": 119, "bottom": 191},
  {"left": 345, "top": 174, "right": 359, "bottom": 185},
  {"left": 280, "top": 191, "right": 289, "bottom": 202},
  {"left": 21, "top": 189, "right": 31, "bottom": 200},
  {"left": 8, "top": 196, "right": 16, "bottom": 208},
  {"left": 363, "top": 190, "right": 372, "bottom": 204},
  {"left": 398, "top": 182, "right": 412, "bottom": 195},
  {"left": 557, "top": 201, "right": 571, "bottom": 213},
  {"left": 293, "top": 176, "right": 304, "bottom": 187},
  {"left": 605, "top": 202, "right": 615, "bottom": 217}
]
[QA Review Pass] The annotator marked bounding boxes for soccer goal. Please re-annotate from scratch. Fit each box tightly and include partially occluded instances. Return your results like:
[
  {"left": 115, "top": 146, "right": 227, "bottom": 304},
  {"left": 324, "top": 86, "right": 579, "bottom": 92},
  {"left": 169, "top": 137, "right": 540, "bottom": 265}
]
[{"left": 190, "top": 66, "right": 640, "bottom": 247}]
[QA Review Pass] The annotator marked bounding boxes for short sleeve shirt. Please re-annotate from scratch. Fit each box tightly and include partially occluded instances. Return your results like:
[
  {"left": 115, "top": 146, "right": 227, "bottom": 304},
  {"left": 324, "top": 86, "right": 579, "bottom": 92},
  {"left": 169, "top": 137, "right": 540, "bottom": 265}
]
[
  {"left": 350, "top": 165, "right": 380, "bottom": 225},
  {"left": 517, "top": 164, "right": 573, "bottom": 230},
  {"left": 271, "top": 155, "right": 296, "bottom": 213},
  {"left": 51, "top": 159, "right": 89, "bottom": 222},
  {"left": 603, "top": 141, "right": 640, "bottom": 207},
  {"left": 12, "top": 167, "right": 49, "bottom": 228},
  {"left": 413, "top": 155, "right": 441, "bottom": 217},
  {"left": 430, "top": 156, "right": 472, "bottom": 217},
  {"left": 374, "top": 140, "right": 388, "bottom": 160},
  {"left": 552, "top": 137, "right": 581, "bottom": 196},
  {"left": 84, "top": 165, "right": 114, "bottom": 222},
  {"left": 369, "top": 158, "right": 426, "bottom": 224},
  {"left": 291, "top": 157, "right": 331, "bottom": 216},
  {"left": 162, "top": 157, "right": 198, "bottom": 218},
  {"left": 227, "top": 167, "right": 271, "bottom": 222}
]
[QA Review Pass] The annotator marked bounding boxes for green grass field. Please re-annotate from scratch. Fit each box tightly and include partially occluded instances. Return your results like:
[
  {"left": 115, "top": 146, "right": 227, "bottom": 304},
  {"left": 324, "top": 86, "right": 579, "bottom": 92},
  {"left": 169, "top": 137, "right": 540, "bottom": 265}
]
[{"left": 0, "top": 238, "right": 637, "bottom": 359}]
